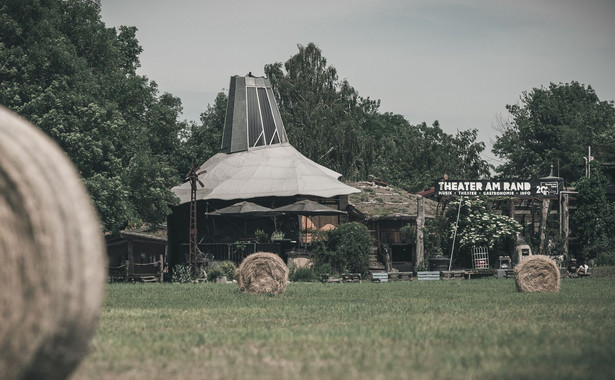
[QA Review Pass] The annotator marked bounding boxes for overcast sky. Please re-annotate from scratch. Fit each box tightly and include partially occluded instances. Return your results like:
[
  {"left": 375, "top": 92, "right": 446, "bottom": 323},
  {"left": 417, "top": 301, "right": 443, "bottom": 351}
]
[{"left": 100, "top": 0, "right": 615, "bottom": 167}]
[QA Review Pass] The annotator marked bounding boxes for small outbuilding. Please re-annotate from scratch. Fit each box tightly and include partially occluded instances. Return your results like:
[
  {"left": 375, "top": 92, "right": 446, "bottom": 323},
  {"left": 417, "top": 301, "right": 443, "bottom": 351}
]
[{"left": 106, "top": 226, "right": 167, "bottom": 282}]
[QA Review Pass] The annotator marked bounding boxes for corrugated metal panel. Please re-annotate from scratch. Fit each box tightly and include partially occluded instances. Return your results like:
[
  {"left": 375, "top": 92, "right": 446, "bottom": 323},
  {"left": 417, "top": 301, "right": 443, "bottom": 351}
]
[
  {"left": 221, "top": 76, "right": 236, "bottom": 152},
  {"left": 221, "top": 75, "right": 289, "bottom": 153},
  {"left": 230, "top": 76, "right": 248, "bottom": 153},
  {"left": 246, "top": 87, "right": 264, "bottom": 147},
  {"left": 258, "top": 87, "right": 276, "bottom": 143},
  {"left": 267, "top": 87, "right": 287, "bottom": 143}
]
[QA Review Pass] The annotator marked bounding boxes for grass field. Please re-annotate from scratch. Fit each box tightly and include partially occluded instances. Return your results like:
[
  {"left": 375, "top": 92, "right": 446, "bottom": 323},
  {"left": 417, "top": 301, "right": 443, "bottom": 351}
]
[{"left": 72, "top": 277, "right": 615, "bottom": 380}]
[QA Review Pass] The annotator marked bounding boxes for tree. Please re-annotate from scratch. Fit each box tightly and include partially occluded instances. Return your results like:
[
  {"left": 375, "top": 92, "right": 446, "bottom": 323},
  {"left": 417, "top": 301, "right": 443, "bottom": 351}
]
[
  {"left": 174, "top": 91, "right": 227, "bottom": 177},
  {"left": 572, "top": 164, "right": 615, "bottom": 263},
  {"left": 265, "top": 43, "right": 381, "bottom": 181},
  {"left": 265, "top": 43, "right": 491, "bottom": 192},
  {"left": 493, "top": 82, "right": 615, "bottom": 183},
  {"left": 0, "top": 0, "right": 182, "bottom": 232}
]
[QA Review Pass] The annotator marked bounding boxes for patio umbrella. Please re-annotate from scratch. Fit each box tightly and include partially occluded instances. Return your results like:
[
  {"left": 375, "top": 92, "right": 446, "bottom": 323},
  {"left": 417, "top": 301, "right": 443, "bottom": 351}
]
[
  {"left": 272, "top": 200, "right": 346, "bottom": 247},
  {"left": 205, "top": 201, "right": 278, "bottom": 238},
  {"left": 271, "top": 199, "right": 347, "bottom": 215},
  {"left": 205, "top": 201, "right": 278, "bottom": 217}
]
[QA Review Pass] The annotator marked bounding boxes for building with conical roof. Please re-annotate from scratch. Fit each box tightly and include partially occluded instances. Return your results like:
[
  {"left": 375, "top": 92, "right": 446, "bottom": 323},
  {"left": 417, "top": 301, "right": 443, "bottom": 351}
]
[{"left": 167, "top": 74, "right": 359, "bottom": 266}]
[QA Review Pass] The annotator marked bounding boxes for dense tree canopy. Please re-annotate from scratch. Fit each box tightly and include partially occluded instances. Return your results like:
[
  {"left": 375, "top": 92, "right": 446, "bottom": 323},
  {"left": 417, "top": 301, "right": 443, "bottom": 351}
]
[
  {"left": 0, "top": 0, "right": 181, "bottom": 233},
  {"left": 266, "top": 43, "right": 491, "bottom": 192},
  {"left": 492, "top": 81, "right": 615, "bottom": 183},
  {"left": 0, "top": 1, "right": 492, "bottom": 233},
  {"left": 572, "top": 165, "right": 615, "bottom": 262}
]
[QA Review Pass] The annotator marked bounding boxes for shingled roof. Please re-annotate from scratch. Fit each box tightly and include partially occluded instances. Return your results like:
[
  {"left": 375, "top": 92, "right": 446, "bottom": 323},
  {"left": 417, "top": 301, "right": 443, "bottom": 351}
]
[{"left": 347, "top": 181, "right": 438, "bottom": 220}]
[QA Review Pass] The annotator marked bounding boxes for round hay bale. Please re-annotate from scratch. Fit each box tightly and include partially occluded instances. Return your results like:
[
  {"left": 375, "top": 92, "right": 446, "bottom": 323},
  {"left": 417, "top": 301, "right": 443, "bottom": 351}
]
[
  {"left": 0, "top": 108, "right": 107, "bottom": 380},
  {"left": 238, "top": 252, "right": 289, "bottom": 294},
  {"left": 515, "top": 255, "right": 560, "bottom": 292}
]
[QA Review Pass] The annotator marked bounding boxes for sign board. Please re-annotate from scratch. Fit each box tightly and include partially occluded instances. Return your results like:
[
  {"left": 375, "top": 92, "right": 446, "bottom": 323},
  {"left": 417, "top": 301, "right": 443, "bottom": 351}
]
[{"left": 435, "top": 180, "right": 563, "bottom": 197}]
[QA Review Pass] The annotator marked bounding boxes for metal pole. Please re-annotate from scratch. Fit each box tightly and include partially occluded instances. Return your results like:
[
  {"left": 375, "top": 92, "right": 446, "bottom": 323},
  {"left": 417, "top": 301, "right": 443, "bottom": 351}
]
[
  {"left": 588, "top": 146, "right": 591, "bottom": 178},
  {"left": 448, "top": 196, "right": 463, "bottom": 271}
]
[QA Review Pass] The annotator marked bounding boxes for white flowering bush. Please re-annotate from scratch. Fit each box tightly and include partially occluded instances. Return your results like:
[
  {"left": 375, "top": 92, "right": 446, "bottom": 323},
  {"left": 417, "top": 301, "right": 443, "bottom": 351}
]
[{"left": 450, "top": 198, "right": 521, "bottom": 250}]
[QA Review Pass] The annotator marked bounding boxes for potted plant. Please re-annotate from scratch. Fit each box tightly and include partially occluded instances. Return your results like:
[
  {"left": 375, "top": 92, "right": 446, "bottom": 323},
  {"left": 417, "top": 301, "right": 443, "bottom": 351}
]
[{"left": 428, "top": 247, "right": 450, "bottom": 271}]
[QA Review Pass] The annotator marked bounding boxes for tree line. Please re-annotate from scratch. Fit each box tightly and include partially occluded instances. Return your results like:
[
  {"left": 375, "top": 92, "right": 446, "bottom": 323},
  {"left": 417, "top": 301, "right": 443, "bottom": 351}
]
[{"left": 2, "top": 0, "right": 614, "bottom": 259}]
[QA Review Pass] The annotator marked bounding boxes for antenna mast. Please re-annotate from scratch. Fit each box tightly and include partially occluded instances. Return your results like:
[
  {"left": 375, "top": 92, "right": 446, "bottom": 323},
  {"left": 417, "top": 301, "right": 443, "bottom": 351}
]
[{"left": 185, "top": 162, "right": 205, "bottom": 272}]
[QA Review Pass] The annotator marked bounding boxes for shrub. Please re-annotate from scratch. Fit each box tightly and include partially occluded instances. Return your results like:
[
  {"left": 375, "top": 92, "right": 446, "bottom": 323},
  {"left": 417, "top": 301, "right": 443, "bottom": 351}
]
[
  {"left": 172, "top": 265, "right": 194, "bottom": 283},
  {"left": 400, "top": 224, "right": 416, "bottom": 241},
  {"left": 289, "top": 267, "right": 317, "bottom": 282},
  {"left": 207, "top": 261, "right": 237, "bottom": 282},
  {"left": 314, "top": 222, "right": 373, "bottom": 275}
]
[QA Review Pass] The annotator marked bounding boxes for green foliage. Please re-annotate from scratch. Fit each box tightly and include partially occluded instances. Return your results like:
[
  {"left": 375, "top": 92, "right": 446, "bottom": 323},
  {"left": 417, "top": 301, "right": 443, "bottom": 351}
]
[
  {"left": 270, "top": 231, "right": 285, "bottom": 241},
  {"left": 174, "top": 91, "right": 227, "bottom": 177},
  {"left": 207, "top": 261, "right": 237, "bottom": 282},
  {"left": 446, "top": 198, "right": 521, "bottom": 267},
  {"left": 415, "top": 260, "right": 429, "bottom": 271},
  {"left": 493, "top": 81, "right": 615, "bottom": 182},
  {"left": 254, "top": 229, "right": 268, "bottom": 243},
  {"left": 171, "top": 265, "right": 193, "bottom": 283},
  {"left": 289, "top": 267, "right": 317, "bottom": 282},
  {"left": 399, "top": 224, "right": 416, "bottom": 241},
  {"left": 313, "top": 222, "right": 373, "bottom": 275},
  {"left": 451, "top": 198, "right": 521, "bottom": 249},
  {"left": 572, "top": 165, "right": 615, "bottom": 261},
  {"left": 231, "top": 241, "right": 247, "bottom": 256},
  {"left": 265, "top": 43, "right": 491, "bottom": 191},
  {"left": 0, "top": 0, "right": 182, "bottom": 233},
  {"left": 596, "top": 248, "right": 615, "bottom": 266}
]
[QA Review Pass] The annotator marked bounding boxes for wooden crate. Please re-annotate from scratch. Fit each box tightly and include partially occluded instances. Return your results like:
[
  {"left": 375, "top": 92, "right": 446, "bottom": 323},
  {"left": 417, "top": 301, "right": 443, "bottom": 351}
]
[{"left": 441, "top": 271, "right": 465, "bottom": 280}]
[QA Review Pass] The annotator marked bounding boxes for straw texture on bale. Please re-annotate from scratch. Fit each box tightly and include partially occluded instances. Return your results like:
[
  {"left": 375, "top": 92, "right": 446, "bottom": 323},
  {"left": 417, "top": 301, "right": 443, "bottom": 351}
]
[
  {"left": 515, "top": 255, "right": 560, "bottom": 292},
  {"left": 238, "top": 252, "right": 289, "bottom": 294},
  {"left": 0, "top": 108, "right": 107, "bottom": 380}
]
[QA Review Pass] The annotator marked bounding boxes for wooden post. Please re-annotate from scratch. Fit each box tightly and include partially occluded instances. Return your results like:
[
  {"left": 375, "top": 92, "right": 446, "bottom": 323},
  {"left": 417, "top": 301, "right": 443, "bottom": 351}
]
[
  {"left": 415, "top": 196, "right": 425, "bottom": 270},
  {"left": 127, "top": 240, "right": 134, "bottom": 279},
  {"left": 124, "top": 260, "right": 129, "bottom": 282},
  {"left": 539, "top": 198, "right": 550, "bottom": 254},
  {"left": 159, "top": 253, "right": 164, "bottom": 283},
  {"left": 560, "top": 193, "right": 570, "bottom": 258}
]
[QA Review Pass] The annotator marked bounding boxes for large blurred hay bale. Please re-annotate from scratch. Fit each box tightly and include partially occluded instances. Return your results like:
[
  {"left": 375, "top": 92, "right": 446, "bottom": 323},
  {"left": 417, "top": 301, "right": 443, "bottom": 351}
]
[
  {"left": 0, "top": 108, "right": 106, "bottom": 380},
  {"left": 238, "top": 252, "right": 289, "bottom": 294},
  {"left": 515, "top": 255, "right": 560, "bottom": 292}
]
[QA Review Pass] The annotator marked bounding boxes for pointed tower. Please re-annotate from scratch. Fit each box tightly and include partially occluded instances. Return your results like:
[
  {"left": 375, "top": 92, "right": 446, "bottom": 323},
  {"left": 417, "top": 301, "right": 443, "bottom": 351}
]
[{"left": 221, "top": 74, "right": 288, "bottom": 153}]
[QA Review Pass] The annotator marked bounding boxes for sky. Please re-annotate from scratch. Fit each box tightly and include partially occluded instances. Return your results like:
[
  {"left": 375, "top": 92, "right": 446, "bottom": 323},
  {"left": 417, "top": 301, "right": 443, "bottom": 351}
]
[{"left": 100, "top": 0, "right": 615, "bottom": 168}]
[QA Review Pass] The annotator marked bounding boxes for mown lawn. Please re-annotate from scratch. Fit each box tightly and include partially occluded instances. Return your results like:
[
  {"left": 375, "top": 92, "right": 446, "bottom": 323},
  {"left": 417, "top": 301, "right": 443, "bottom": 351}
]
[{"left": 72, "top": 277, "right": 615, "bottom": 380}]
